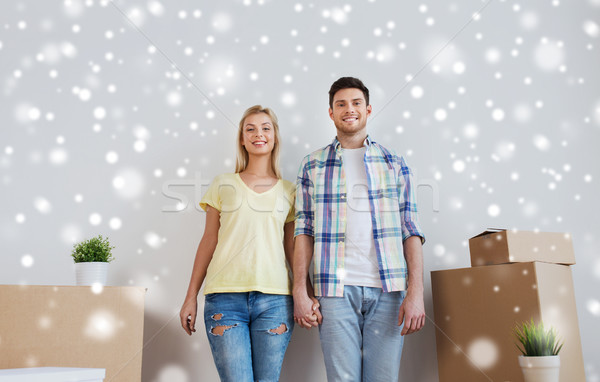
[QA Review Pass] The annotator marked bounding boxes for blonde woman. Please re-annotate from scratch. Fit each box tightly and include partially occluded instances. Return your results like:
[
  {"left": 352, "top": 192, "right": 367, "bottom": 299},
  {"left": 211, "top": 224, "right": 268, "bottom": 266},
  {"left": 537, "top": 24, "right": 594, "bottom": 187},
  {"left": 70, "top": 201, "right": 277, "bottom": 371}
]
[{"left": 180, "top": 105, "right": 317, "bottom": 381}]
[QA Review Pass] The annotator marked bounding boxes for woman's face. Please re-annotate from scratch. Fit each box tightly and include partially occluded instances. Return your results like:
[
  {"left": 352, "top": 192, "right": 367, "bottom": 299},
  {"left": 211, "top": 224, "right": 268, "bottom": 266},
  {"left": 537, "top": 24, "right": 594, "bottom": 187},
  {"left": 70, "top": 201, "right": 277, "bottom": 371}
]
[{"left": 241, "top": 112, "right": 275, "bottom": 156}]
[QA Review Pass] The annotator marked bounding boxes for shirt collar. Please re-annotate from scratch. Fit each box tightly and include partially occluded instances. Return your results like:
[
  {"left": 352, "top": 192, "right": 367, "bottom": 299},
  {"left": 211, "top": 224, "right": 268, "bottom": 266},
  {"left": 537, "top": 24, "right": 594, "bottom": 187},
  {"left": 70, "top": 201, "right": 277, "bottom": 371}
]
[{"left": 332, "top": 135, "right": 372, "bottom": 151}]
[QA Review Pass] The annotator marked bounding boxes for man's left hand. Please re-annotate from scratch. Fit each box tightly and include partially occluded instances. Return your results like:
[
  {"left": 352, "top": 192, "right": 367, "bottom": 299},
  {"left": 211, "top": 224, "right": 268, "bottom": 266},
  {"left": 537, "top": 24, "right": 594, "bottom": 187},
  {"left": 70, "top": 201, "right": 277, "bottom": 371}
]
[{"left": 398, "top": 289, "right": 425, "bottom": 335}]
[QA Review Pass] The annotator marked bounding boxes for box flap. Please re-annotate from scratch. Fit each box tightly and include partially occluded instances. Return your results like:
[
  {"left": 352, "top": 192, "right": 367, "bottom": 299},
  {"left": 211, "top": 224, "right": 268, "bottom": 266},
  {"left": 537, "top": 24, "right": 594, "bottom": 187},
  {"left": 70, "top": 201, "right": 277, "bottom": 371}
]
[{"left": 470, "top": 228, "right": 506, "bottom": 239}]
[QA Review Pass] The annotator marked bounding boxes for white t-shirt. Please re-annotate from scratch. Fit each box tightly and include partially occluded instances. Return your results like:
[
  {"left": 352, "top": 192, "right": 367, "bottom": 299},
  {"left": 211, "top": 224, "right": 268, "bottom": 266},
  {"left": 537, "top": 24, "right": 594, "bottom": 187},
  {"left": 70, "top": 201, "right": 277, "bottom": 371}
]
[{"left": 342, "top": 147, "right": 382, "bottom": 288}]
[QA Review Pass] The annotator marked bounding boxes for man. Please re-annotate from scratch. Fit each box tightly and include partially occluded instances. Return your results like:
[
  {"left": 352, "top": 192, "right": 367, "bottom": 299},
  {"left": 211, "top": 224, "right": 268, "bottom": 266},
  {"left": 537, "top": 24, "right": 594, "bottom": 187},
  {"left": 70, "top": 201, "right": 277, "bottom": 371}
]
[{"left": 293, "top": 77, "right": 426, "bottom": 381}]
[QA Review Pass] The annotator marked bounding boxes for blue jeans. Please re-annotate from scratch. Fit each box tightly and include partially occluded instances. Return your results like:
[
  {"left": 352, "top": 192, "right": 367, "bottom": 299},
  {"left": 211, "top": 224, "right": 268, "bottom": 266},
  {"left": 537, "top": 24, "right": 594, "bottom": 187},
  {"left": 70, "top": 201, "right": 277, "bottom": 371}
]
[
  {"left": 318, "top": 286, "right": 406, "bottom": 382},
  {"left": 203, "top": 292, "right": 294, "bottom": 382}
]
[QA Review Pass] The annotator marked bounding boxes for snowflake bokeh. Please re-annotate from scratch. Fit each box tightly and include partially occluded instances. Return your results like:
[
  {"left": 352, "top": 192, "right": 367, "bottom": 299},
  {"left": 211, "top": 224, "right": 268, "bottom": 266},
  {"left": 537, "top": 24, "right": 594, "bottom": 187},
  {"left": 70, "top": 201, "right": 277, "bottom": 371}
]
[{"left": 1, "top": 1, "right": 598, "bottom": 381}]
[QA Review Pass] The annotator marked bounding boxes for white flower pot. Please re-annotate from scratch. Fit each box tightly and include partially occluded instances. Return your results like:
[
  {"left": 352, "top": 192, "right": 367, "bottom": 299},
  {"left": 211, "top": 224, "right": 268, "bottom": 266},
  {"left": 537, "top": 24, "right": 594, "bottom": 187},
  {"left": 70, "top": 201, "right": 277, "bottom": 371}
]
[
  {"left": 75, "top": 262, "right": 109, "bottom": 286},
  {"left": 518, "top": 355, "right": 560, "bottom": 382}
]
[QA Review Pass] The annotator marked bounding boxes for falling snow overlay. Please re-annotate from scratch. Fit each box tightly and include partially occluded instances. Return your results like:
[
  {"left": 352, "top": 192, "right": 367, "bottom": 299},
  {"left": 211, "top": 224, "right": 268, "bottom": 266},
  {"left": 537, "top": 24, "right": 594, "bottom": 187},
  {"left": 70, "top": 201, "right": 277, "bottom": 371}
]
[{"left": 1, "top": 1, "right": 599, "bottom": 381}]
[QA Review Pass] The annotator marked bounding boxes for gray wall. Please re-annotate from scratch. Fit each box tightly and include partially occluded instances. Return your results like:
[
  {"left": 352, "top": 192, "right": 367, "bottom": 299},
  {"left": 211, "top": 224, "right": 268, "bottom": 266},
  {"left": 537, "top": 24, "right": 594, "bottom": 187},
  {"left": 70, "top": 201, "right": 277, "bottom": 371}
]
[{"left": 1, "top": 1, "right": 599, "bottom": 381}]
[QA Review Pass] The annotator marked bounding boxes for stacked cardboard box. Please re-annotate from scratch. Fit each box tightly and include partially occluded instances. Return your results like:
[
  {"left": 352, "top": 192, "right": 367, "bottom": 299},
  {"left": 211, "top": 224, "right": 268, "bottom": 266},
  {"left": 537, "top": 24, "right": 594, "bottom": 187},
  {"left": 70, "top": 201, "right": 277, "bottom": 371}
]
[{"left": 431, "top": 229, "right": 585, "bottom": 382}]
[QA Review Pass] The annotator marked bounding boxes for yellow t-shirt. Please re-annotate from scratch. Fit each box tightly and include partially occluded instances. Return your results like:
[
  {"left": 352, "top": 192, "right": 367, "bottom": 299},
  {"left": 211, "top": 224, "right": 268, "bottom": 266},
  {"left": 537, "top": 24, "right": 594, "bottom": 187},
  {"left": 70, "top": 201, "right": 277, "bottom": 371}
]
[{"left": 199, "top": 173, "right": 295, "bottom": 295}]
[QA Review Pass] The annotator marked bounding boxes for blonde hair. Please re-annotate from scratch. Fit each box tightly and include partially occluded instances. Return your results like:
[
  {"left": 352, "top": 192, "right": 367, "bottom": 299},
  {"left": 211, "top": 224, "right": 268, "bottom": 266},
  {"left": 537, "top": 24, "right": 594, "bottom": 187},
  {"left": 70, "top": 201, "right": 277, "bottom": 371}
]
[{"left": 235, "top": 105, "right": 282, "bottom": 179}]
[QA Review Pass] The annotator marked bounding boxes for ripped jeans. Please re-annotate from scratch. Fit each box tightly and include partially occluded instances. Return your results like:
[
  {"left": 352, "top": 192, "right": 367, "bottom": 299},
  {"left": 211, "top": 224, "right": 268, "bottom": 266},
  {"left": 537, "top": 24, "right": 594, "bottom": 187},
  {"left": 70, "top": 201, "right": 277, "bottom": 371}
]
[{"left": 203, "top": 292, "right": 294, "bottom": 382}]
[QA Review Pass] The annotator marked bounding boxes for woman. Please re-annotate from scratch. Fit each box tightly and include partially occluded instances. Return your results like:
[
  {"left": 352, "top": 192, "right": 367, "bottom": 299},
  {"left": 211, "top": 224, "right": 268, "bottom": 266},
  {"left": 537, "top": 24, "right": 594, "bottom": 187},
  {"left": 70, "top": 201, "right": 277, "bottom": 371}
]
[{"left": 180, "top": 105, "right": 315, "bottom": 381}]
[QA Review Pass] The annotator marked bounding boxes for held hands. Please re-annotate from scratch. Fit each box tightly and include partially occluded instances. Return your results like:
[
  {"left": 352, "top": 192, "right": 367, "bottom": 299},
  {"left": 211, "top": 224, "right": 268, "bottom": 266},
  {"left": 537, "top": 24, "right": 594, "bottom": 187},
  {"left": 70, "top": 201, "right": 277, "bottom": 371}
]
[
  {"left": 397, "top": 289, "right": 425, "bottom": 336},
  {"left": 293, "top": 293, "right": 323, "bottom": 329},
  {"left": 180, "top": 298, "right": 198, "bottom": 336}
]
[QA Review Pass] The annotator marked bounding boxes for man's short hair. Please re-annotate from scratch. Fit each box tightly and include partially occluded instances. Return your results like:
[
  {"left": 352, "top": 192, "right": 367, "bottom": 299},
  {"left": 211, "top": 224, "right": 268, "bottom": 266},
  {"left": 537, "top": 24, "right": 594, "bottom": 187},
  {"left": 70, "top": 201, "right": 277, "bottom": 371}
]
[{"left": 328, "top": 77, "right": 370, "bottom": 108}]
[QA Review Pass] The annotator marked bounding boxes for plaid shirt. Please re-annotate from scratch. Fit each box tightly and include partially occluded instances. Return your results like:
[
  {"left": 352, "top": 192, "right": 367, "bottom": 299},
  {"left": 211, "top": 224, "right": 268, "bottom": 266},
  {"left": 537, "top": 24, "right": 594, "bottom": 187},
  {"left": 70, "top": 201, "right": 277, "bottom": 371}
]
[{"left": 295, "top": 136, "right": 425, "bottom": 297}]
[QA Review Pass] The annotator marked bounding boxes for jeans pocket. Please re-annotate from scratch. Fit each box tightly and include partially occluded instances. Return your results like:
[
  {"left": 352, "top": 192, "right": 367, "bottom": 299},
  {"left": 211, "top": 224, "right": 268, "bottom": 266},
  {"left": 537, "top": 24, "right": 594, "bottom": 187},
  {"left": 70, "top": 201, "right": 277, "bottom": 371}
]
[
  {"left": 204, "top": 293, "right": 216, "bottom": 301},
  {"left": 399, "top": 290, "right": 406, "bottom": 304},
  {"left": 204, "top": 293, "right": 219, "bottom": 311}
]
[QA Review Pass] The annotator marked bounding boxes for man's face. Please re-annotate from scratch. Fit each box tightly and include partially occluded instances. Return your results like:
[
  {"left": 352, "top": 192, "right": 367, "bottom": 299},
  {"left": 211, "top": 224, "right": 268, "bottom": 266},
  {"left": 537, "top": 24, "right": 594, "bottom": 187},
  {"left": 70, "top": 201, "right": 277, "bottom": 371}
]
[{"left": 329, "top": 88, "right": 372, "bottom": 135}]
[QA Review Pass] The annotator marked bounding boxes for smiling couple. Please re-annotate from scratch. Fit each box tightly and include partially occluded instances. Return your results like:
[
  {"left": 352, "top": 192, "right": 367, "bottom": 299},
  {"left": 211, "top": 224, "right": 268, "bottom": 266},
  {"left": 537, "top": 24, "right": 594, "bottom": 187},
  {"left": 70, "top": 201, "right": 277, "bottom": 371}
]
[{"left": 180, "top": 77, "right": 426, "bottom": 382}]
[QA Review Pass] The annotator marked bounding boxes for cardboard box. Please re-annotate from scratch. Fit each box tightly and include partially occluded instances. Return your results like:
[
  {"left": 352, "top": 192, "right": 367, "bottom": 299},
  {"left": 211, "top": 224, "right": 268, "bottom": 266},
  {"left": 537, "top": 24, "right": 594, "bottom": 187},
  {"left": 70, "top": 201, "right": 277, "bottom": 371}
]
[
  {"left": 0, "top": 286, "right": 145, "bottom": 382},
  {"left": 0, "top": 367, "right": 105, "bottom": 382},
  {"left": 469, "top": 229, "right": 575, "bottom": 267},
  {"left": 431, "top": 262, "right": 585, "bottom": 382}
]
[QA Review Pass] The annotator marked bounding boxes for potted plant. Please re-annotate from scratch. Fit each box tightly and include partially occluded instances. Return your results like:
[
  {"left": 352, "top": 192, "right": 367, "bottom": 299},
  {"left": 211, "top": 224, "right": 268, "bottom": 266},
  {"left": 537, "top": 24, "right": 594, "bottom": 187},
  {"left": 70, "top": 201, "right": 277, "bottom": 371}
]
[
  {"left": 71, "top": 235, "right": 115, "bottom": 286},
  {"left": 513, "top": 318, "right": 563, "bottom": 382}
]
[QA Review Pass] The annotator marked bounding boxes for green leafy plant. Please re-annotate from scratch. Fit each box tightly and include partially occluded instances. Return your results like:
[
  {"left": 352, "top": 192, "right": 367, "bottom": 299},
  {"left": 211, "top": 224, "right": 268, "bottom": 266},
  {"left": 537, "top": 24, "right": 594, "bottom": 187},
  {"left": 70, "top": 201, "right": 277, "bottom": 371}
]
[
  {"left": 71, "top": 235, "right": 115, "bottom": 263},
  {"left": 513, "top": 318, "right": 563, "bottom": 356}
]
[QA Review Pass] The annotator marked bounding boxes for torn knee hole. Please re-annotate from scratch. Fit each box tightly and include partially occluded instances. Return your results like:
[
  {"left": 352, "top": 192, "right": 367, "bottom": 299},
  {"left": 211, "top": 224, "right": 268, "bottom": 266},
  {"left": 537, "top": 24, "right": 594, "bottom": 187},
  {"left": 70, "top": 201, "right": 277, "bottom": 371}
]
[
  {"left": 211, "top": 313, "right": 223, "bottom": 321},
  {"left": 210, "top": 324, "right": 236, "bottom": 336},
  {"left": 268, "top": 323, "right": 288, "bottom": 335}
]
